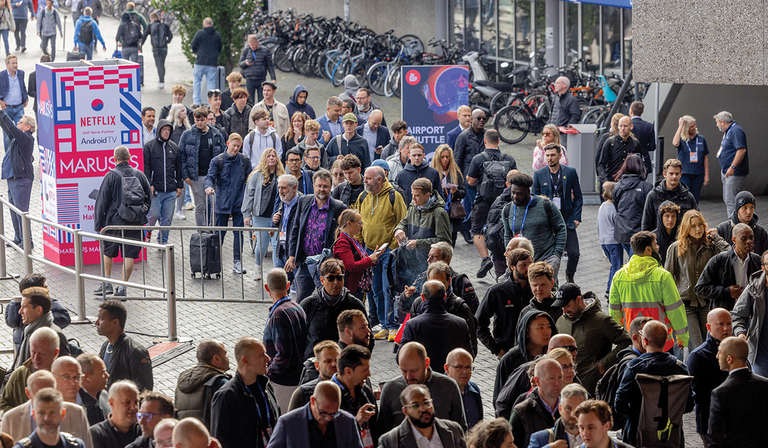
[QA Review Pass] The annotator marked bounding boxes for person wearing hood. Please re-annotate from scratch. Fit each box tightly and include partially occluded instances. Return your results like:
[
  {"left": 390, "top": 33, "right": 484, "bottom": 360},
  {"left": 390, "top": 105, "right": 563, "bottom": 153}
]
[
  {"left": 395, "top": 143, "right": 441, "bottom": 205},
  {"left": 250, "top": 81, "right": 290, "bottom": 139},
  {"left": 611, "top": 154, "right": 653, "bottom": 256},
  {"left": 73, "top": 6, "right": 105, "bottom": 60},
  {"left": 554, "top": 283, "right": 631, "bottom": 394},
  {"left": 286, "top": 84, "right": 315, "bottom": 119},
  {"left": 190, "top": 17, "right": 222, "bottom": 107},
  {"left": 299, "top": 258, "right": 374, "bottom": 359},
  {"left": 143, "top": 119, "right": 182, "bottom": 245},
  {"left": 665, "top": 210, "right": 729, "bottom": 351},
  {"left": 652, "top": 200, "right": 680, "bottom": 266},
  {"left": 238, "top": 34, "right": 275, "bottom": 104},
  {"left": 717, "top": 190, "right": 768, "bottom": 255},
  {"left": 641, "top": 159, "right": 697, "bottom": 232},
  {"left": 115, "top": 8, "right": 144, "bottom": 63},
  {"left": 327, "top": 113, "right": 371, "bottom": 169},
  {"left": 494, "top": 310, "right": 556, "bottom": 407},
  {"left": 174, "top": 340, "right": 232, "bottom": 428},
  {"left": 609, "top": 230, "right": 690, "bottom": 353},
  {"left": 338, "top": 74, "right": 359, "bottom": 103}
]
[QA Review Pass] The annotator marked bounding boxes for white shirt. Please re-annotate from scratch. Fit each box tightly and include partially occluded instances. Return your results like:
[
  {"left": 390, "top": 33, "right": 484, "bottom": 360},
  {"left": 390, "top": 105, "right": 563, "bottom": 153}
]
[
  {"left": 409, "top": 422, "right": 444, "bottom": 448},
  {"left": 363, "top": 124, "right": 377, "bottom": 162},
  {"left": 566, "top": 431, "right": 583, "bottom": 447},
  {"left": 734, "top": 254, "right": 749, "bottom": 288},
  {"left": 143, "top": 125, "right": 156, "bottom": 145}
]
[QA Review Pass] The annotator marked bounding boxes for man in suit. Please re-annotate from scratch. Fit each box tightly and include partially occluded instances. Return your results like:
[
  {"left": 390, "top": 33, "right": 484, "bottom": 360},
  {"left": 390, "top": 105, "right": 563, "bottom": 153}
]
[
  {"left": 378, "top": 384, "right": 465, "bottom": 448},
  {"left": 708, "top": 336, "right": 768, "bottom": 447},
  {"left": 1, "top": 370, "right": 94, "bottom": 447},
  {"left": 267, "top": 381, "right": 363, "bottom": 448},
  {"left": 0, "top": 55, "right": 29, "bottom": 149},
  {"left": 629, "top": 101, "right": 655, "bottom": 175},
  {"left": 284, "top": 169, "right": 346, "bottom": 301},
  {"left": 0, "top": 102, "right": 35, "bottom": 249},
  {"left": 271, "top": 174, "right": 303, "bottom": 278},
  {"left": 356, "top": 110, "right": 389, "bottom": 162},
  {"left": 446, "top": 106, "right": 472, "bottom": 150},
  {"left": 317, "top": 96, "right": 343, "bottom": 146},
  {"left": 532, "top": 143, "right": 583, "bottom": 283}
]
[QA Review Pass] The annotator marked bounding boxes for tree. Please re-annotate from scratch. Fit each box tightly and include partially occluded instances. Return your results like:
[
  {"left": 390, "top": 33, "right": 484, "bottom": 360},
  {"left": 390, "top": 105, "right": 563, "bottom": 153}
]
[{"left": 159, "top": 0, "right": 260, "bottom": 73}]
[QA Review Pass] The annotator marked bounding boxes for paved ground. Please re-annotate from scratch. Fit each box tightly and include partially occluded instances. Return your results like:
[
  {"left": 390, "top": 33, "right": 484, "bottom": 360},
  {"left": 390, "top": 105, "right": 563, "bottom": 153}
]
[{"left": 0, "top": 14, "right": 749, "bottom": 446}]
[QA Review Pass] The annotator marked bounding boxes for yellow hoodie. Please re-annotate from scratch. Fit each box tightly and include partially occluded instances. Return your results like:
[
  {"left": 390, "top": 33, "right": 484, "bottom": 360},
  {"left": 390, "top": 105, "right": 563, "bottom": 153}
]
[{"left": 353, "top": 180, "right": 407, "bottom": 251}]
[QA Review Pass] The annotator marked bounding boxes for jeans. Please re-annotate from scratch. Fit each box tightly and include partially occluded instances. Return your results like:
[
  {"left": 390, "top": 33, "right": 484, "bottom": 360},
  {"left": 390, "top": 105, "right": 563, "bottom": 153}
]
[
  {"left": 7, "top": 177, "right": 32, "bottom": 245},
  {"left": 215, "top": 209, "right": 244, "bottom": 262},
  {"left": 462, "top": 185, "right": 476, "bottom": 233},
  {"left": 564, "top": 226, "right": 580, "bottom": 279},
  {"left": 188, "top": 178, "right": 210, "bottom": 226},
  {"left": 3, "top": 105, "right": 23, "bottom": 151},
  {"left": 175, "top": 184, "right": 192, "bottom": 213},
  {"left": 369, "top": 247, "right": 396, "bottom": 329},
  {"left": 78, "top": 42, "right": 93, "bottom": 60},
  {"left": 622, "top": 243, "right": 633, "bottom": 258},
  {"left": 147, "top": 191, "right": 176, "bottom": 244},
  {"left": 192, "top": 64, "right": 218, "bottom": 106},
  {"left": 295, "top": 263, "right": 317, "bottom": 302},
  {"left": 153, "top": 47, "right": 167, "bottom": 82},
  {"left": 250, "top": 216, "right": 272, "bottom": 267},
  {"left": 247, "top": 77, "right": 265, "bottom": 103},
  {"left": 602, "top": 244, "right": 623, "bottom": 293},
  {"left": 680, "top": 173, "right": 705, "bottom": 204},
  {"left": 121, "top": 46, "right": 139, "bottom": 62},
  {"left": 685, "top": 305, "right": 709, "bottom": 353},
  {"left": 721, "top": 172, "right": 746, "bottom": 218},
  {"left": 40, "top": 34, "right": 56, "bottom": 61},
  {"left": 0, "top": 29, "right": 8, "bottom": 55},
  {"left": 13, "top": 19, "right": 26, "bottom": 49}
]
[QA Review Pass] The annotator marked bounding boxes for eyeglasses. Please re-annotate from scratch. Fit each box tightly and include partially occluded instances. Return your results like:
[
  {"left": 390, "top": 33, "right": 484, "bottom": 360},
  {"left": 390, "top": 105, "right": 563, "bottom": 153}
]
[
  {"left": 287, "top": 158, "right": 302, "bottom": 163},
  {"left": 137, "top": 412, "right": 165, "bottom": 421},
  {"left": 324, "top": 274, "right": 345, "bottom": 282},
  {"left": 404, "top": 399, "right": 434, "bottom": 411},
  {"left": 54, "top": 373, "right": 84, "bottom": 382},
  {"left": 307, "top": 156, "right": 321, "bottom": 161},
  {"left": 561, "top": 364, "right": 575, "bottom": 372},
  {"left": 151, "top": 438, "right": 174, "bottom": 448},
  {"left": 559, "top": 345, "right": 578, "bottom": 353},
  {"left": 317, "top": 408, "right": 341, "bottom": 419},
  {"left": 447, "top": 364, "right": 474, "bottom": 373},
  {"left": 474, "top": 116, "right": 487, "bottom": 121},
  {"left": 541, "top": 132, "right": 553, "bottom": 136}
]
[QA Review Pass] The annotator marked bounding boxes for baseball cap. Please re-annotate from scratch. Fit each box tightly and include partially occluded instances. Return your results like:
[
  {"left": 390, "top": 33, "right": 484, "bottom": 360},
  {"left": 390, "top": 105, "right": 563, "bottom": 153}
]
[
  {"left": 372, "top": 159, "right": 390, "bottom": 171},
  {"left": 552, "top": 283, "right": 581, "bottom": 307},
  {"left": 342, "top": 113, "right": 358, "bottom": 123}
]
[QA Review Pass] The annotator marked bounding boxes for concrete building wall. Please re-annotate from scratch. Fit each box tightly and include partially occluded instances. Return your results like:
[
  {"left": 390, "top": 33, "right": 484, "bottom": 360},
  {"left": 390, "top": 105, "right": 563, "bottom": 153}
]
[
  {"left": 273, "top": 0, "right": 439, "bottom": 56},
  {"left": 634, "top": 0, "right": 768, "bottom": 85}
]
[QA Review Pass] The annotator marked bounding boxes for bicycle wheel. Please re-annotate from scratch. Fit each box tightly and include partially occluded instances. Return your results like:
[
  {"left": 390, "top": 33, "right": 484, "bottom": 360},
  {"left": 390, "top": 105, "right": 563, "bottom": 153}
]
[
  {"left": 332, "top": 58, "right": 350, "bottom": 87},
  {"left": 310, "top": 49, "right": 325, "bottom": 78},
  {"left": 383, "top": 66, "right": 396, "bottom": 98},
  {"left": 366, "top": 62, "right": 388, "bottom": 96},
  {"left": 293, "top": 47, "right": 312, "bottom": 76},
  {"left": 490, "top": 91, "right": 513, "bottom": 116},
  {"left": 494, "top": 105, "right": 530, "bottom": 144},
  {"left": 325, "top": 52, "right": 343, "bottom": 81},
  {"left": 398, "top": 34, "right": 425, "bottom": 58},
  {"left": 389, "top": 68, "right": 401, "bottom": 98},
  {"left": 351, "top": 60, "right": 370, "bottom": 88},
  {"left": 272, "top": 45, "right": 293, "bottom": 73}
]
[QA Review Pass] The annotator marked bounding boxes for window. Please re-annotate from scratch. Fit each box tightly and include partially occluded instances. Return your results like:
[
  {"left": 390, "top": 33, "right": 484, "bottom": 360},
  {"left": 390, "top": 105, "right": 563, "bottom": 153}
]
[
  {"left": 582, "top": 4, "right": 600, "bottom": 72},
  {"left": 603, "top": 6, "right": 622, "bottom": 75},
  {"left": 516, "top": 0, "right": 532, "bottom": 62}
]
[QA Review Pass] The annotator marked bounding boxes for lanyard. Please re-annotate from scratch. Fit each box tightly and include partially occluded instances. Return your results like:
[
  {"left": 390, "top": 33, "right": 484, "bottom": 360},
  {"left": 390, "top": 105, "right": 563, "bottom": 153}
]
[
  {"left": 252, "top": 50, "right": 258, "bottom": 61},
  {"left": 244, "top": 381, "right": 272, "bottom": 426},
  {"left": 683, "top": 135, "right": 700, "bottom": 153},
  {"left": 548, "top": 170, "right": 561, "bottom": 197},
  {"left": 267, "top": 296, "right": 290, "bottom": 320},
  {"left": 343, "top": 231, "right": 367, "bottom": 256},
  {"left": 512, "top": 197, "right": 532, "bottom": 235}
]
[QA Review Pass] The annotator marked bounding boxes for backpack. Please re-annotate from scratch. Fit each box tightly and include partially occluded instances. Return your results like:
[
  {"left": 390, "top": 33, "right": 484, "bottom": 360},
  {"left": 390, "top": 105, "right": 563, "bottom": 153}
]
[
  {"left": 357, "top": 189, "right": 395, "bottom": 209},
  {"left": 595, "top": 352, "right": 638, "bottom": 430},
  {"left": 478, "top": 152, "right": 515, "bottom": 200},
  {"left": 484, "top": 195, "right": 511, "bottom": 256},
  {"left": 298, "top": 357, "right": 320, "bottom": 384},
  {"left": 636, "top": 373, "right": 693, "bottom": 447},
  {"left": 123, "top": 15, "right": 141, "bottom": 47},
  {"left": 248, "top": 130, "right": 277, "bottom": 150},
  {"left": 116, "top": 169, "right": 148, "bottom": 222},
  {"left": 78, "top": 20, "right": 93, "bottom": 44}
]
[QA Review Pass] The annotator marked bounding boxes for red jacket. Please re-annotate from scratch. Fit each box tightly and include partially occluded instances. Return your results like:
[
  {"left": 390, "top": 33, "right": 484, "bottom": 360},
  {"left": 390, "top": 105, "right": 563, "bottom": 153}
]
[{"left": 333, "top": 232, "right": 374, "bottom": 293}]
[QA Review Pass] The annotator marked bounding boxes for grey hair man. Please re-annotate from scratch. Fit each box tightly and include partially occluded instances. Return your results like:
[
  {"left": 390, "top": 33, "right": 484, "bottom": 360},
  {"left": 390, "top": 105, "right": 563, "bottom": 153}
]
[
  {"left": 528, "top": 383, "right": 589, "bottom": 448},
  {"left": 550, "top": 76, "right": 581, "bottom": 128},
  {"left": 272, "top": 174, "right": 302, "bottom": 275},
  {"left": 90, "top": 380, "right": 141, "bottom": 448},
  {"left": 713, "top": 111, "right": 748, "bottom": 217}
]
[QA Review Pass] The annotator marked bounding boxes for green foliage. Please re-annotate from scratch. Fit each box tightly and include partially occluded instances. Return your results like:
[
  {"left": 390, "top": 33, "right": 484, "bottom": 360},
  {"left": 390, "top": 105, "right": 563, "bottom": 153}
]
[{"left": 156, "top": 0, "right": 260, "bottom": 72}]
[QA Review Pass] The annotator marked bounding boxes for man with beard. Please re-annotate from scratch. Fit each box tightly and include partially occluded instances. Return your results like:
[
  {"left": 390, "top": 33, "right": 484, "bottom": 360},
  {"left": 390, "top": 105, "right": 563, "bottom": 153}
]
[
  {"left": 509, "top": 358, "right": 565, "bottom": 448},
  {"left": 609, "top": 230, "right": 689, "bottom": 353},
  {"left": 337, "top": 309, "right": 371, "bottom": 349},
  {"left": 518, "top": 262, "right": 563, "bottom": 324},
  {"left": 271, "top": 174, "right": 302, "bottom": 279},
  {"left": 378, "top": 385, "right": 464, "bottom": 448},
  {"left": 288, "top": 341, "right": 340, "bottom": 411},
  {"left": 126, "top": 392, "right": 174, "bottom": 448},
  {"left": 332, "top": 345, "right": 378, "bottom": 447},
  {"left": 17, "top": 388, "right": 86, "bottom": 448},
  {"left": 528, "top": 383, "right": 589, "bottom": 448}
]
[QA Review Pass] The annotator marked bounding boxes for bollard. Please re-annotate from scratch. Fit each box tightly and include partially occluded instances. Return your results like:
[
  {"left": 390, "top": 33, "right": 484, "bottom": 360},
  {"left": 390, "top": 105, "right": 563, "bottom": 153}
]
[
  {"left": 21, "top": 213, "right": 32, "bottom": 275},
  {"left": 165, "top": 244, "right": 178, "bottom": 342},
  {"left": 73, "top": 231, "right": 88, "bottom": 322}
]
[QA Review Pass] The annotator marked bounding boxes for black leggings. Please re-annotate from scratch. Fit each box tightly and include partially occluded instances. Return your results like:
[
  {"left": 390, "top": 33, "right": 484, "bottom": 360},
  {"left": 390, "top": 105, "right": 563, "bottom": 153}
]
[{"left": 13, "top": 18, "right": 26, "bottom": 49}]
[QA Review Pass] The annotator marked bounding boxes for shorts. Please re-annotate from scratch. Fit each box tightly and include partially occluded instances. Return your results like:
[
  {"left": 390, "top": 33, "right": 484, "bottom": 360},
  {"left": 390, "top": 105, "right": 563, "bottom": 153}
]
[
  {"left": 471, "top": 201, "right": 491, "bottom": 236},
  {"left": 102, "top": 229, "right": 143, "bottom": 259}
]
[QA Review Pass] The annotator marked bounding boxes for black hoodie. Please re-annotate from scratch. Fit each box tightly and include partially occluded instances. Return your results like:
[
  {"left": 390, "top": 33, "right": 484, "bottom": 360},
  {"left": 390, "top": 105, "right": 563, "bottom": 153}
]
[
  {"left": 652, "top": 200, "right": 680, "bottom": 266},
  {"left": 143, "top": 119, "right": 183, "bottom": 193},
  {"left": 190, "top": 26, "right": 222, "bottom": 67},
  {"left": 394, "top": 162, "right": 442, "bottom": 204},
  {"left": 286, "top": 84, "right": 316, "bottom": 119},
  {"left": 641, "top": 178, "right": 697, "bottom": 231}
]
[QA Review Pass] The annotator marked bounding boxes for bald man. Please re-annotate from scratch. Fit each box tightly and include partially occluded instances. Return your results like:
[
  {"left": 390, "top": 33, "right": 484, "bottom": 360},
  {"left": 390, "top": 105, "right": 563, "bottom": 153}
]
[
  {"left": 52, "top": 356, "right": 83, "bottom": 403},
  {"left": 614, "top": 320, "right": 693, "bottom": 446},
  {"left": 356, "top": 108, "right": 389, "bottom": 163},
  {"left": 443, "top": 348, "right": 482, "bottom": 429},
  {"left": 173, "top": 418, "right": 212, "bottom": 448},
  {"left": 597, "top": 116, "right": 643, "bottom": 185},
  {"left": 509, "top": 358, "right": 564, "bottom": 448},
  {"left": 708, "top": 337, "right": 768, "bottom": 446},
  {"left": 153, "top": 418, "right": 178, "bottom": 448},
  {"left": 90, "top": 380, "right": 141, "bottom": 448},
  {"left": 686, "top": 308, "right": 732, "bottom": 443},
  {"left": 268, "top": 381, "right": 363, "bottom": 448},
  {"left": 1, "top": 370, "right": 94, "bottom": 448}
]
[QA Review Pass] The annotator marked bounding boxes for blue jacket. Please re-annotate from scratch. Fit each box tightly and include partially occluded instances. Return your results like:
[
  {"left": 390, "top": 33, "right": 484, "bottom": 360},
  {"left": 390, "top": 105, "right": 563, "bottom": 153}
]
[
  {"left": 266, "top": 402, "right": 363, "bottom": 448},
  {"left": 446, "top": 124, "right": 464, "bottom": 150},
  {"left": 316, "top": 113, "right": 342, "bottom": 146},
  {"left": 532, "top": 165, "right": 583, "bottom": 229},
  {"left": 0, "top": 69, "right": 27, "bottom": 106},
  {"left": 686, "top": 333, "right": 728, "bottom": 435},
  {"left": 204, "top": 152, "right": 252, "bottom": 214},
  {"left": 529, "top": 417, "right": 571, "bottom": 448},
  {"left": 0, "top": 109, "right": 33, "bottom": 180},
  {"left": 179, "top": 125, "right": 226, "bottom": 181},
  {"left": 11, "top": 0, "right": 32, "bottom": 20},
  {"left": 74, "top": 15, "right": 105, "bottom": 46}
]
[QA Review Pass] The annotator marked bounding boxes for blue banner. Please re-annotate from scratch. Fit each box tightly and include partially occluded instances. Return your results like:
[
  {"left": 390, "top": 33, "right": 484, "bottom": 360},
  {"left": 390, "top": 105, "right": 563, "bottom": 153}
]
[
  {"left": 563, "top": 0, "right": 632, "bottom": 9},
  {"left": 401, "top": 65, "right": 470, "bottom": 157}
]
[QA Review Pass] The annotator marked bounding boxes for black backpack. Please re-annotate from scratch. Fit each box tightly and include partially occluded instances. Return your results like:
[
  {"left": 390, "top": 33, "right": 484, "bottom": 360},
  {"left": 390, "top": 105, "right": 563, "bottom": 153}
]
[
  {"left": 79, "top": 20, "right": 93, "bottom": 44},
  {"left": 117, "top": 169, "right": 148, "bottom": 222},
  {"left": 484, "top": 196, "right": 511, "bottom": 256},
  {"left": 123, "top": 16, "right": 141, "bottom": 47},
  {"left": 595, "top": 352, "right": 638, "bottom": 430},
  {"left": 478, "top": 152, "right": 515, "bottom": 200}
]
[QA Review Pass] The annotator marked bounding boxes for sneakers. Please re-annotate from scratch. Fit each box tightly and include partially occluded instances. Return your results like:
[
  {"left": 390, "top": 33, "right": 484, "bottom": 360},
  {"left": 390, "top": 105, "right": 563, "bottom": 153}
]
[
  {"left": 94, "top": 283, "right": 113, "bottom": 295},
  {"left": 158, "top": 82, "right": 165, "bottom": 89},
  {"left": 233, "top": 260, "right": 246, "bottom": 274},
  {"left": 114, "top": 286, "right": 127, "bottom": 298},
  {"left": 174, "top": 211, "right": 186, "bottom": 220},
  {"left": 388, "top": 329, "right": 397, "bottom": 342},
  {"left": 183, "top": 203, "right": 195, "bottom": 210},
  {"left": 566, "top": 276, "right": 575, "bottom": 284},
  {"left": 477, "top": 257, "right": 494, "bottom": 279},
  {"left": 374, "top": 329, "right": 389, "bottom": 340}
]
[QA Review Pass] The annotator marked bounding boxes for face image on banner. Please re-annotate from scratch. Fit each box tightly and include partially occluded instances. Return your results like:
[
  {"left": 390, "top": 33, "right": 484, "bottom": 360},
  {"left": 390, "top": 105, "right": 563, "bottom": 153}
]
[{"left": 401, "top": 65, "right": 469, "bottom": 157}]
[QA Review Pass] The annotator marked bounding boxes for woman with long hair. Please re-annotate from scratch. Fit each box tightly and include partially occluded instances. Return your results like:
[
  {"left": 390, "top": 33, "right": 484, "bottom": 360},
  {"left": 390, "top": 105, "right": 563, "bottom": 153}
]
[
  {"left": 665, "top": 210, "right": 729, "bottom": 352},
  {"left": 612, "top": 154, "right": 653, "bottom": 256},
  {"left": 532, "top": 124, "right": 568, "bottom": 170},
  {"left": 332, "top": 209, "right": 383, "bottom": 301},
  {"left": 280, "top": 111, "right": 306, "bottom": 161},
  {"left": 431, "top": 144, "right": 466, "bottom": 246},
  {"left": 168, "top": 103, "right": 193, "bottom": 218},
  {"left": 242, "top": 148, "right": 286, "bottom": 279},
  {"left": 466, "top": 418, "right": 515, "bottom": 448},
  {"left": 0, "top": 0, "right": 14, "bottom": 57},
  {"left": 673, "top": 115, "right": 709, "bottom": 202}
]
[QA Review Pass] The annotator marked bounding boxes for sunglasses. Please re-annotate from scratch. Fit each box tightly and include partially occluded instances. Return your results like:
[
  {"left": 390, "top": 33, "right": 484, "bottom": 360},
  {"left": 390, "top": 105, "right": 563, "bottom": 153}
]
[
  {"left": 560, "top": 345, "right": 578, "bottom": 353},
  {"left": 475, "top": 116, "right": 487, "bottom": 121},
  {"left": 324, "top": 274, "right": 345, "bottom": 282}
]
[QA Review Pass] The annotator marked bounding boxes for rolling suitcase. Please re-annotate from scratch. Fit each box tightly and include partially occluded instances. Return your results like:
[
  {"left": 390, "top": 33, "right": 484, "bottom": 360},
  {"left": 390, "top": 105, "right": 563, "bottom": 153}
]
[
  {"left": 138, "top": 53, "right": 144, "bottom": 86},
  {"left": 189, "top": 194, "right": 221, "bottom": 278}
]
